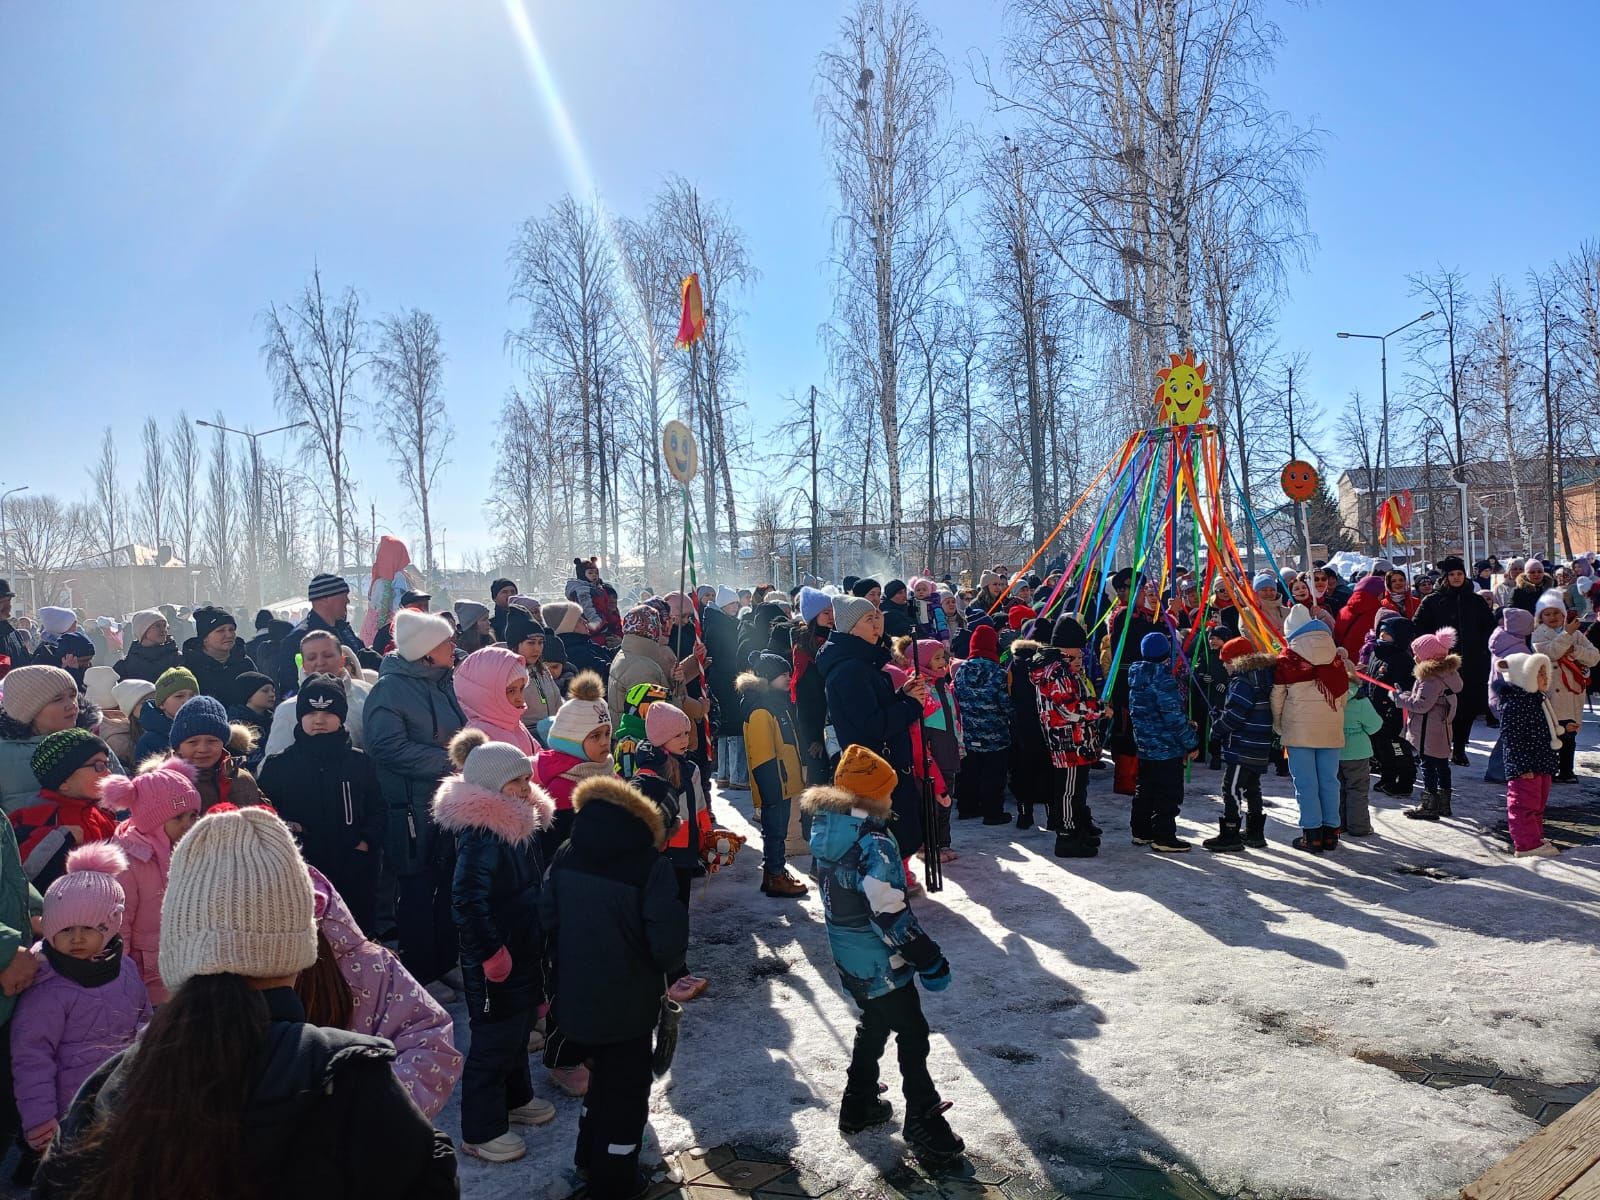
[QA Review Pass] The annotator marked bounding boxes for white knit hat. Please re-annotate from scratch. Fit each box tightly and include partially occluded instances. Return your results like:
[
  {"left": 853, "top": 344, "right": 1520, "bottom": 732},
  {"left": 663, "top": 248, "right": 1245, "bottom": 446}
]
[
  {"left": 158, "top": 807, "right": 318, "bottom": 991},
  {"left": 111, "top": 678, "right": 156, "bottom": 717},
  {"left": 463, "top": 740, "right": 534, "bottom": 793},
  {"left": 394, "top": 608, "right": 455, "bottom": 662},
  {"left": 83, "top": 665, "right": 119, "bottom": 712},
  {"left": 714, "top": 585, "right": 740, "bottom": 609},
  {"left": 128, "top": 610, "right": 164, "bottom": 642},
  {"left": 1535, "top": 589, "right": 1567, "bottom": 620}
]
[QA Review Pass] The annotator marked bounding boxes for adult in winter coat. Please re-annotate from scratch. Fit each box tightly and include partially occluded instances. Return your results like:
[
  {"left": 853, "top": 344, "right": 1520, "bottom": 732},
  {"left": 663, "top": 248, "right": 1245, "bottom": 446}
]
[
  {"left": 1208, "top": 638, "right": 1277, "bottom": 850},
  {"left": 565, "top": 558, "right": 624, "bottom": 646},
  {"left": 433, "top": 731, "right": 555, "bottom": 1162},
  {"left": 791, "top": 593, "right": 834, "bottom": 786},
  {"left": 364, "top": 610, "right": 466, "bottom": 989},
  {"left": 606, "top": 607, "right": 677, "bottom": 727},
  {"left": 951, "top": 624, "right": 1011, "bottom": 824},
  {"left": 541, "top": 601, "right": 613, "bottom": 682},
  {"left": 539, "top": 775, "right": 687, "bottom": 1200},
  {"left": 1271, "top": 605, "right": 1350, "bottom": 852},
  {"left": 111, "top": 612, "right": 181, "bottom": 684},
  {"left": 1531, "top": 591, "right": 1599, "bottom": 782},
  {"left": 1412, "top": 555, "right": 1496, "bottom": 764},
  {"left": 880, "top": 581, "right": 914, "bottom": 639},
  {"left": 304, "top": 867, "right": 462, "bottom": 1119},
  {"left": 178, "top": 607, "right": 257, "bottom": 701},
  {"left": 276, "top": 573, "right": 377, "bottom": 697},
  {"left": 258, "top": 676, "right": 384, "bottom": 934},
  {"left": 262, "top": 630, "right": 371, "bottom": 759},
  {"left": 1510, "top": 561, "right": 1552, "bottom": 613},
  {"left": 0, "top": 581, "right": 32, "bottom": 677},
  {"left": 702, "top": 588, "right": 747, "bottom": 782},
  {"left": 453, "top": 647, "right": 536, "bottom": 756},
  {"left": 815, "top": 596, "right": 928, "bottom": 859},
  {"left": 245, "top": 610, "right": 295, "bottom": 687},
  {"left": 1333, "top": 576, "right": 1386, "bottom": 663},
  {"left": 35, "top": 807, "right": 458, "bottom": 1200},
  {"left": 1, "top": 667, "right": 122, "bottom": 816}
]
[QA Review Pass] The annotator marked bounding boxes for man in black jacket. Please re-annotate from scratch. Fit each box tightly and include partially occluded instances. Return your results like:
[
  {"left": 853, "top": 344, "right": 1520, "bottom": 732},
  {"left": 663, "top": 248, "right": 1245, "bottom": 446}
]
[
  {"left": 277, "top": 573, "right": 377, "bottom": 696},
  {"left": 0, "top": 580, "right": 33, "bottom": 673},
  {"left": 701, "top": 586, "right": 747, "bottom": 785},
  {"left": 880, "top": 580, "right": 914, "bottom": 639},
  {"left": 815, "top": 595, "right": 929, "bottom": 860},
  {"left": 1413, "top": 554, "right": 1496, "bottom": 765},
  {"left": 541, "top": 775, "right": 686, "bottom": 1199}
]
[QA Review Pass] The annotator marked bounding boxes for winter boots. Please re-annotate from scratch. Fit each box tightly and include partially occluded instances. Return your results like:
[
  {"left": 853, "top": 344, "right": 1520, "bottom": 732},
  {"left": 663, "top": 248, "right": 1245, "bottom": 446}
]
[
  {"left": 1292, "top": 827, "right": 1323, "bottom": 853},
  {"left": 1436, "top": 789, "right": 1453, "bottom": 817},
  {"left": 839, "top": 1087, "right": 894, "bottom": 1134},
  {"left": 1242, "top": 814, "right": 1268, "bottom": 848},
  {"left": 1201, "top": 819, "right": 1246, "bottom": 853},
  {"left": 904, "top": 1101, "right": 966, "bottom": 1166},
  {"left": 761, "top": 870, "right": 808, "bottom": 898},
  {"left": 1015, "top": 803, "right": 1035, "bottom": 831},
  {"left": 1403, "top": 792, "right": 1441, "bottom": 821},
  {"left": 1321, "top": 825, "right": 1339, "bottom": 852},
  {"left": 1148, "top": 834, "right": 1192, "bottom": 853},
  {"left": 1054, "top": 830, "right": 1098, "bottom": 858}
]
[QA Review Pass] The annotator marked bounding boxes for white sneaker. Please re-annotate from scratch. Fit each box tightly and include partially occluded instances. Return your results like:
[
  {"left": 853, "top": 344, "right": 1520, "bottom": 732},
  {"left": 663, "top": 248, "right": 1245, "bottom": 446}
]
[
  {"left": 463, "top": 1132, "right": 526, "bottom": 1162},
  {"left": 1515, "top": 840, "right": 1561, "bottom": 858},
  {"left": 424, "top": 981, "right": 457, "bottom": 1004},
  {"left": 508, "top": 1097, "right": 556, "bottom": 1126}
]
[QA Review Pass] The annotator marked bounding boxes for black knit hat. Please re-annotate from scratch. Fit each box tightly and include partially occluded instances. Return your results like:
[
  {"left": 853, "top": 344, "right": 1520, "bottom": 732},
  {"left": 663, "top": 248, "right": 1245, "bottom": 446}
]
[
  {"left": 540, "top": 630, "right": 567, "bottom": 665},
  {"left": 750, "top": 651, "right": 791, "bottom": 681},
  {"left": 503, "top": 606, "right": 542, "bottom": 649},
  {"left": 491, "top": 579, "right": 517, "bottom": 600},
  {"left": 228, "top": 671, "right": 275, "bottom": 709},
  {"left": 851, "top": 577, "right": 880, "bottom": 598},
  {"left": 30, "top": 728, "right": 110, "bottom": 792},
  {"left": 883, "top": 579, "right": 908, "bottom": 602},
  {"left": 1050, "top": 618, "right": 1087, "bottom": 650},
  {"left": 295, "top": 674, "right": 348, "bottom": 725},
  {"left": 254, "top": 609, "right": 274, "bottom": 631},
  {"left": 193, "top": 606, "right": 236, "bottom": 641},
  {"left": 1435, "top": 555, "right": 1466, "bottom": 575}
]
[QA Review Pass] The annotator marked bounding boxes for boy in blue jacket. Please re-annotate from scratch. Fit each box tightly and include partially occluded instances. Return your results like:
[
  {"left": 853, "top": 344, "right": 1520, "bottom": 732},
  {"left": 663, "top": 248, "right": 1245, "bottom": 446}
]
[
  {"left": 803, "top": 745, "right": 964, "bottom": 1167},
  {"left": 1206, "top": 637, "right": 1278, "bottom": 851},
  {"left": 1127, "top": 631, "right": 1198, "bottom": 852}
]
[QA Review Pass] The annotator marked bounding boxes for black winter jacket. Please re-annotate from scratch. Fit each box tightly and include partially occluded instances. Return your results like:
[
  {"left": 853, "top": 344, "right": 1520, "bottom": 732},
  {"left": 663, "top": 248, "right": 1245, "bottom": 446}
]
[
  {"left": 701, "top": 607, "right": 744, "bottom": 737},
  {"left": 1413, "top": 582, "right": 1495, "bottom": 683},
  {"left": 434, "top": 774, "right": 552, "bottom": 1024},
  {"left": 277, "top": 611, "right": 377, "bottom": 696},
  {"left": 364, "top": 655, "right": 466, "bottom": 876},
  {"left": 815, "top": 632, "right": 921, "bottom": 773},
  {"left": 179, "top": 637, "right": 258, "bottom": 700},
  {"left": 246, "top": 620, "right": 295, "bottom": 687},
  {"left": 258, "top": 730, "right": 384, "bottom": 918},
  {"left": 36, "top": 988, "right": 458, "bottom": 1200},
  {"left": 112, "top": 638, "right": 181, "bottom": 683},
  {"left": 539, "top": 777, "right": 687, "bottom": 1046},
  {"left": 881, "top": 598, "right": 914, "bottom": 639},
  {"left": 556, "top": 631, "right": 612, "bottom": 684}
]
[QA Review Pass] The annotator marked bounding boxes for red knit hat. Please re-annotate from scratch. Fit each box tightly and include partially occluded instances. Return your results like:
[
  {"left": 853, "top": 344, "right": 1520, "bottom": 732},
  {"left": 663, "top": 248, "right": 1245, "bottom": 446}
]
[
  {"left": 1220, "top": 637, "right": 1258, "bottom": 664},
  {"left": 1007, "top": 605, "right": 1037, "bottom": 632},
  {"left": 968, "top": 625, "right": 1000, "bottom": 662}
]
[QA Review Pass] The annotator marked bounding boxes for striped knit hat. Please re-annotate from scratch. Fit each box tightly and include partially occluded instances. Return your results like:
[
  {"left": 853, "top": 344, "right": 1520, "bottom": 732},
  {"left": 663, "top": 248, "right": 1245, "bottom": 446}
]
[
  {"left": 30, "top": 728, "right": 110, "bottom": 793},
  {"left": 307, "top": 573, "right": 349, "bottom": 601}
]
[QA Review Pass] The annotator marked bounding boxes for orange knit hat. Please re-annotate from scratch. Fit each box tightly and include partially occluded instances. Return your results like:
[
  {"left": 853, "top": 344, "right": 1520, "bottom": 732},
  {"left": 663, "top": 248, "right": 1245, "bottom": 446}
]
[{"left": 833, "top": 744, "right": 898, "bottom": 803}]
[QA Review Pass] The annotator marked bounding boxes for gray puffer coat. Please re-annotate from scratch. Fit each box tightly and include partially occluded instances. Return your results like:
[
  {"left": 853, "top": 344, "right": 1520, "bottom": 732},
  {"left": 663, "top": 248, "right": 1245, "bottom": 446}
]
[{"left": 364, "top": 654, "right": 465, "bottom": 876}]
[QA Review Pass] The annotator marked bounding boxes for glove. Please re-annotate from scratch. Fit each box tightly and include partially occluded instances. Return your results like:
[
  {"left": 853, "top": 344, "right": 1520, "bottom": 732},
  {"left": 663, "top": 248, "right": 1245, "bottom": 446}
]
[
  {"left": 25, "top": 1119, "right": 57, "bottom": 1152},
  {"left": 482, "top": 946, "right": 513, "bottom": 984},
  {"left": 919, "top": 958, "right": 952, "bottom": 992}
]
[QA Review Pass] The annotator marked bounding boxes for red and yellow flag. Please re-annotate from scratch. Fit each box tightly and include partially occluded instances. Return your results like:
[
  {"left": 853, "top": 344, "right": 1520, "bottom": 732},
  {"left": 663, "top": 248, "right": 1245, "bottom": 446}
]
[{"left": 675, "top": 273, "right": 706, "bottom": 349}]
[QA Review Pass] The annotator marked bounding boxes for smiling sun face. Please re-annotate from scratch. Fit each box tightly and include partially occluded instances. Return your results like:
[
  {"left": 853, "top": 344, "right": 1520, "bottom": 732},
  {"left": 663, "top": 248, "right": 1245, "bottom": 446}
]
[{"left": 1154, "top": 349, "right": 1213, "bottom": 426}]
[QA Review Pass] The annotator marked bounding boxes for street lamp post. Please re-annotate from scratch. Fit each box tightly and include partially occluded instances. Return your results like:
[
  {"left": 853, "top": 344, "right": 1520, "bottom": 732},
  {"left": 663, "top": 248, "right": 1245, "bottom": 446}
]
[
  {"left": 1336, "top": 311, "right": 1435, "bottom": 555},
  {"left": 195, "top": 420, "right": 307, "bottom": 609},
  {"left": 0, "top": 486, "right": 29, "bottom": 576}
]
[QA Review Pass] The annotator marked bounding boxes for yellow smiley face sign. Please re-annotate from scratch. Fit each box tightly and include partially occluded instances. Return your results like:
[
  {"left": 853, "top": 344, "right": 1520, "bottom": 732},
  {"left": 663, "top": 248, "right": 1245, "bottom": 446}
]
[
  {"left": 662, "top": 420, "right": 698, "bottom": 484},
  {"left": 1154, "top": 348, "right": 1214, "bottom": 426}
]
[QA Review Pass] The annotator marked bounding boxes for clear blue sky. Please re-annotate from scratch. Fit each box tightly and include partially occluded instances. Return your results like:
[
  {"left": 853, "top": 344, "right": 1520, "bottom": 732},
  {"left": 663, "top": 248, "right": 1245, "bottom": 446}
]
[{"left": 3, "top": 1, "right": 1597, "bottom": 559}]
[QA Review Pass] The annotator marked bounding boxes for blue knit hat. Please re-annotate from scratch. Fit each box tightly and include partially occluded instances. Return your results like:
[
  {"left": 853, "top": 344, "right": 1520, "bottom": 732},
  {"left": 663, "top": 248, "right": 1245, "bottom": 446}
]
[
  {"left": 798, "top": 586, "right": 831, "bottom": 624},
  {"left": 170, "top": 695, "right": 230, "bottom": 747},
  {"left": 1140, "top": 631, "right": 1171, "bottom": 661},
  {"left": 1252, "top": 571, "right": 1281, "bottom": 593}
]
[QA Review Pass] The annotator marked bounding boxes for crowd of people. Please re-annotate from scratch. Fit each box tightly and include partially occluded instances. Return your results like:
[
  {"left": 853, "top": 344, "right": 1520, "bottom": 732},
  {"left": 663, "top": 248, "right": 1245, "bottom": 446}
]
[{"left": 0, "top": 544, "right": 1590, "bottom": 1196}]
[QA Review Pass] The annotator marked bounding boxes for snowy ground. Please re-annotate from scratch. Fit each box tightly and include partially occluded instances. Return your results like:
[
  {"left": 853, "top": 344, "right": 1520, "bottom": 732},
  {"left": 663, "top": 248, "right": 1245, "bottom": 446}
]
[{"left": 445, "top": 718, "right": 1600, "bottom": 1200}]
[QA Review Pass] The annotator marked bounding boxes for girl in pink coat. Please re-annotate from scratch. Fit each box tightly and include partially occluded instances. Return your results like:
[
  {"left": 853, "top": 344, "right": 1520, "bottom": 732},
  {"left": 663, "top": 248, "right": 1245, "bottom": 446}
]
[
  {"left": 301, "top": 866, "right": 463, "bottom": 1118},
  {"left": 101, "top": 758, "right": 202, "bottom": 1003},
  {"left": 454, "top": 648, "right": 536, "bottom": 755}
]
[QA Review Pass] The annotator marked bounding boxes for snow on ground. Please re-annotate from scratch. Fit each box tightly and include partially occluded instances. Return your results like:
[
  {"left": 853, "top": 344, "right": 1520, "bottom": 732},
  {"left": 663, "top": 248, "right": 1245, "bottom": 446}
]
[{"left": 447, "top": 721, "right": 1600, "bottom": 1200}]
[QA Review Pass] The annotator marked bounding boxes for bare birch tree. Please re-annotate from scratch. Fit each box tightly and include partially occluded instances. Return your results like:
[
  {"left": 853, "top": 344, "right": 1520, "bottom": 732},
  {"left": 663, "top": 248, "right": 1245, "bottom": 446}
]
[
  {"left": 135, "top": 417, "right": 167, "bottom": 552},
  {"left": 202, "top": 414, "right": 239, "bottom": 600},
  {"left": 261, "top": 267, "right": 365, "bottom": 572},
  {"left": 5, "top": 495, "right": 95, "bottom": 608},
  {"left": 372, "top": 308, "right": 452, "bottom": 577},
  {"left": 1471, "top": 279, "right": 1534, "bottom": 549}
]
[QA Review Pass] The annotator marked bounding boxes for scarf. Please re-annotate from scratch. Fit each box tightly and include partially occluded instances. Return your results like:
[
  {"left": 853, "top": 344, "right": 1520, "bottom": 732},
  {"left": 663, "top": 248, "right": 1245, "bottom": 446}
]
[
  {"left": 1275, "top": 649, "right": 1348, "bottom": 709},
  {"left": 43, "top": 934, "right": 124, "bottom": 989}
]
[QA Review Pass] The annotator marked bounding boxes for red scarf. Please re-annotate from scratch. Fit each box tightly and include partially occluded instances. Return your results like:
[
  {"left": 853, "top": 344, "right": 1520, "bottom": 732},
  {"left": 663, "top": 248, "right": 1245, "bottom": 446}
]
[{"left": 1275, "top": 649, "right": 1347, "bottom": 709}]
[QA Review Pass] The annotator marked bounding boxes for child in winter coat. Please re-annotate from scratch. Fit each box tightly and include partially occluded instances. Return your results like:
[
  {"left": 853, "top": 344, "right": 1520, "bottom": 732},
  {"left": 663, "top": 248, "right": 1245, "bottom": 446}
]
[
  {"left": 1397, "top": 628, "right": 1464, "bottom": 822},
  {"left": 102, "top": 760, "right": 201, "bottom": 1003},
  {"left": 433, "top": 729, "right": 557, "bottom": 1164},
  {"left": 1340, "top": 681, "right": 1383, "bottom": 837},
  {"left": 1127, "top": 631, "right": 1198, "bottom": 852},
  {"left": 1494, "top": 652, "right": 1563, "bottom": 857},
  {"left": 1368, "top": 615, "right": 1418, "bottom": 796},
  {"left": 737, "top": 653, "right": 808, "bottom": 898},
  {"left": 628, "top": 702, "right": 713, "bottom": 1004},
  {"left": 613, "top": 679, "right": 670, "bottom": 782},
  {"left": 103, "top": 680, "right": 153, "bottom": 768},
  {"left": 225, "top": 671, "right": 276, "bottom": 770},
  {"left": 167, "top": 695, "right": 265, "bottom": 811},
  {"left": 802, "top": 745, "right": 963, "bottom": 1167},
  {"left": 1207, "top": 638, "right": 1276, "bottom": 851},
  {"left": 1531, "top": 590, "right": 1599, "bottom": 783},
  {"left": 132, "top": 667, "right": 198, "bottom": 763},
  {"left": 1006, "top": 633, "right": 1052, "bottom": 830},
  {"left": 1272, "top": 605, "right": 1351, "bottom": 853},
  {"left": 454, "top": 647, "right": 537, "bottom": 756},
  {"left": 566, "top": 558, "right": 624, "bottom": 647},
  {"left": 951, "top": 625, "right": 1011, "bottom": 825},
  {"left": 1029, "top": 618, "right": 1108, "bottom": 859},
  {"left": 902, "top": 639, "right": 961, "bottom": 864},
  {"left": 532, "top": 671, "right": 613, "bottom": 860},
  {"left": 257, "top": 675, "right": 385, "bottom": 935},
  {"left": 9, "top": 843, "right": 150, "bottom": 1173},
  {"left": 539, "top": 775, "right": 687, "bottom": 1200},
  {"left": 299, "top": 866, "right": 462, "bottom": 1119},
  {"left": 1189, "top": 625, "right": 1231, "bottom": 769},
  {"left": 11, "top": 729, "right": 119, "bottom": 890}
]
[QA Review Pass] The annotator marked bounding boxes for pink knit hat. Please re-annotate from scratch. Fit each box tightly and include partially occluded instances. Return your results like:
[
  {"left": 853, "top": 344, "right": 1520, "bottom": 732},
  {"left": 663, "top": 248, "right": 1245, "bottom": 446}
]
[
  {"left": 1410, "top": 626, "right": 1458, "bottom": 663},
  {"left": 42, "top": 842, "right": 128, "bottom": 941},
  {"left": 644, "top": 701, "right": 693, "bottom": 746},
  {"left": 913, "top": 639, "right": 948, "bottom": 676},
  {"left": 102, "top": 758, "right": 202, "bottom": 835}
]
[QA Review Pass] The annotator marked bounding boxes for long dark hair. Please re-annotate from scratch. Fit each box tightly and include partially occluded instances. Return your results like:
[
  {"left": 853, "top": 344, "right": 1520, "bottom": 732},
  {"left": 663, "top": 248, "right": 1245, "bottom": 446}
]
[
  {"left": 55, "top": 974, "right": 269, "bottom": 1200},
  {"left": 294, "top": 926, "right": 354, "bottom": 1030}
]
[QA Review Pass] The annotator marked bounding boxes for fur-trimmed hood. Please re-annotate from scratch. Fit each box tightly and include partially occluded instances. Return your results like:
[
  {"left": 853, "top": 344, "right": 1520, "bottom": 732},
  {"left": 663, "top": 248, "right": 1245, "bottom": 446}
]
[
  {"left": 800, "top": 783, "right": 891, "bottom": 822},
  {"left": 1225, "top": 651, "right": 1277, "bottom": 675},
  {"left": 572, "top": 774, "right": 665, "bottom": 848},
  {"left": 1008, "top": 639, "right": 1046, "bottom": 665},
  {"left": 432, "top": 775, "right": 553, "bottom": 845},
  {"left": 1414, "top": 653, "right": 1463, "bottom": 681},
  {"left": 733, "top": 671, "right": 768, "bottom": 697}
]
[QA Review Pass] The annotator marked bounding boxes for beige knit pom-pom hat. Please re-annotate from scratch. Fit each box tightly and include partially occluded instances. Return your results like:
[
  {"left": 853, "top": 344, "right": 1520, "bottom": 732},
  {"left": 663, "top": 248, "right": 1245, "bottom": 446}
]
[{"left": 158, "top": 807, "right": 318, "bottom": 992}]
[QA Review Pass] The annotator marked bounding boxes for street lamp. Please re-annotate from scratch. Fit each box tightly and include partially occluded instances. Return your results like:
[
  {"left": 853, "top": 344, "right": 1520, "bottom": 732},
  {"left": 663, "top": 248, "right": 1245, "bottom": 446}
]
[
  {"left": 195, "top": 420, "right": 307, "bottom": 608},
  {"left": 1336, "top": 311, "right": 1434, "bottom": 553},
  {"left": 0, "top": 486, "right": 29, "bottom": 576}
]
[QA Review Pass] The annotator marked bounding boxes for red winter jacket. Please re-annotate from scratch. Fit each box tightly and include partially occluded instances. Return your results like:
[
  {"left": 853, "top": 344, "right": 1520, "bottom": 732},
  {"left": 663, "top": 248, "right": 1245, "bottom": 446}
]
[{"left": 10, "top": 790, "right": 119, "bottom": 888}]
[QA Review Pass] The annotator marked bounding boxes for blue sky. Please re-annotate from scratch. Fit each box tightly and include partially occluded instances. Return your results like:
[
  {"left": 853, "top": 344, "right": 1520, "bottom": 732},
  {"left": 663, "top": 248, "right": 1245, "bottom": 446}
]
[{"left": 3, "top": 1, "right": 1597, "bottom": 559}]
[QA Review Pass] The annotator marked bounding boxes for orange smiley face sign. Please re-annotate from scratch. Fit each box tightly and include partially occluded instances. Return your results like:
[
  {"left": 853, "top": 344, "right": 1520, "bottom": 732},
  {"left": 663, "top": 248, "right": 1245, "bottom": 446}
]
[{"left": 1280, "top": 460, "right": 1319, "bottom": 503}]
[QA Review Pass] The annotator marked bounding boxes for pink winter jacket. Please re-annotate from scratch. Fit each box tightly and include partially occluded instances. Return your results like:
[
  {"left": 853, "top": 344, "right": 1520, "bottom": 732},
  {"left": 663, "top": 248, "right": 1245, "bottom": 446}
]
[
  {"left": 111, "top": 819, "right": 175, "bottom": 1004},
  {"left": 309, "top": 868, "right": 462, "bottom": 1118},
  {"left": 533, "top": 748, "right": 613, "bottom": 811},
  {"left": 9, "top": 945, "right": 150, "bottom": 1133}
]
